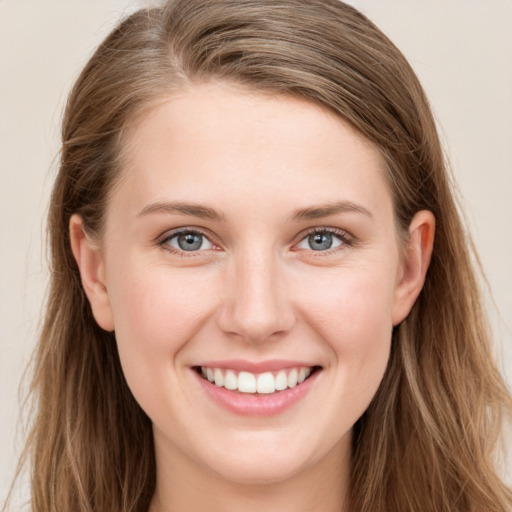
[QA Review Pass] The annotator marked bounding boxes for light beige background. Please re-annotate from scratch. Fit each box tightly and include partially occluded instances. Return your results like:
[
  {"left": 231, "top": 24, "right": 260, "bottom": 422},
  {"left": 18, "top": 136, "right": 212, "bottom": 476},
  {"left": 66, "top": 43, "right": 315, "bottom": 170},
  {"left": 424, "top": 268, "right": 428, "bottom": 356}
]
[{"left": 1, "top": 0, "right": 511, "bottom": 499}]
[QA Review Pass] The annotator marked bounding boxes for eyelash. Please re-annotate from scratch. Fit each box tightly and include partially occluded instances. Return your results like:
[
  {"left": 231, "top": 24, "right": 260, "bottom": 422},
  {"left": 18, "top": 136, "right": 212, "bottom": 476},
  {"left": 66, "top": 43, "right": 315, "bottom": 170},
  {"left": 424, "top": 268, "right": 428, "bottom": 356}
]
[
  {"left": 158, "top": 227, "right": 354, "bottom": 256},
  {"left": 294, "top": 227, "right": 354, "bottom": 255},
  {"left": 158, "top": 227, "right": 218, "bottom": 257}
]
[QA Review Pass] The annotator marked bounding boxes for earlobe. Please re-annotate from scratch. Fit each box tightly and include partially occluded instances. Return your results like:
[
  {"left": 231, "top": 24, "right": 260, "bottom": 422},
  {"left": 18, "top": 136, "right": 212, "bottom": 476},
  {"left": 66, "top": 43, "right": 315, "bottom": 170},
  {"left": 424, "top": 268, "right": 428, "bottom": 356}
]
[
  {"left": 69, "top": 214, "right": 115, "bottom": 331},
  {"left": 392, "top": 210, "right": 435, "bottom": 326}
]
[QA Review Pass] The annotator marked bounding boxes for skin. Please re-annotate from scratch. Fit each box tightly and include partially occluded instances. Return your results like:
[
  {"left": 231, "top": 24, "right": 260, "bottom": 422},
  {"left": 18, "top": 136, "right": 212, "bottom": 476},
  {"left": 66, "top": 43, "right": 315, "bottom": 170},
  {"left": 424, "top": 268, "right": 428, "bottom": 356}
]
[{"left": 70, "top": 82, "right": 434, "bottom": 512}]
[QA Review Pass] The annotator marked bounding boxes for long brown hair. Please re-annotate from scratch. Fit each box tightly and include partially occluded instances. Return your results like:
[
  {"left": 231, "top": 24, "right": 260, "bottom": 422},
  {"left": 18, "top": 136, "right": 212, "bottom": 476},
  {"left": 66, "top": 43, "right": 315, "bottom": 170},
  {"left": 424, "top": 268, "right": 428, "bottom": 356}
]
[{"left": 7, "top": 0, "right": 512, "bottom": 510}]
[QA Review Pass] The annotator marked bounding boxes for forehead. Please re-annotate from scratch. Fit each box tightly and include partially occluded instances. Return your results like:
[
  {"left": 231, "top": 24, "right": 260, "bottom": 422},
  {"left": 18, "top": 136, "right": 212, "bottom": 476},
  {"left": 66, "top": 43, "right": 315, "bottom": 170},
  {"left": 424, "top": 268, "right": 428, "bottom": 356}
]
[{"left": 113, "top": 82, "right": 391, "bottom": 220}]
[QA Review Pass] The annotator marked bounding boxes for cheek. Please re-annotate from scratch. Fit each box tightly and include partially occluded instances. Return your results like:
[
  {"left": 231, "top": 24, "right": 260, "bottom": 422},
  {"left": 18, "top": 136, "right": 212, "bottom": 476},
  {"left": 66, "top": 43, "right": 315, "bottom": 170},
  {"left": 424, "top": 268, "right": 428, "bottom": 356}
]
[
  {"left": 298, "top": 265, "right": 395, "bottom": 401},
  {"left": 301, "top": 264, "right": 396, "bottom": 345},
  {"left": 108, "top": 261, "right": 214, "bottom": 345},
  {"left": 105, "top": 261, "right": 217, "bottom": 396}
]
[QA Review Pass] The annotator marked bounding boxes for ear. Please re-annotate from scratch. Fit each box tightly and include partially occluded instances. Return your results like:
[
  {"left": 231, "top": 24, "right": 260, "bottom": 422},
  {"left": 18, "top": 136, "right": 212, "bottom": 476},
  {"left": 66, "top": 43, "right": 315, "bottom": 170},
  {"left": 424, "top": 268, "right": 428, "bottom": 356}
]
[
  {"left": 392, "top": 210, "right": 435, "bottom": 326},
  {"left": 69, "top": 214, "right": 115, "bottom": 331}
]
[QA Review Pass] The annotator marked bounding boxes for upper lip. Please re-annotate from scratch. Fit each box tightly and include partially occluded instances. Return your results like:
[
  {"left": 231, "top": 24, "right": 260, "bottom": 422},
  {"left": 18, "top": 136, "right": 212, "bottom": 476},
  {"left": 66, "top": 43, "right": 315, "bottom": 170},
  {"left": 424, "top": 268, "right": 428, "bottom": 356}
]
[{"left": 194, "top": 359, "right": 320, "bottom": 373}]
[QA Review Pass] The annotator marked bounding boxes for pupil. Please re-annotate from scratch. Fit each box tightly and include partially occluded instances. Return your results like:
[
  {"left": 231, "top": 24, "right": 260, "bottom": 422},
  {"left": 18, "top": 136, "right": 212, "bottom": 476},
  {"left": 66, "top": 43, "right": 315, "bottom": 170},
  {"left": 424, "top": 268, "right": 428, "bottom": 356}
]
[
  {"left": 309, "top": 232, "right": 332, "bottom": 251},
  {"left": 178, "top": 233, "right": 202, "bottom": 251}
]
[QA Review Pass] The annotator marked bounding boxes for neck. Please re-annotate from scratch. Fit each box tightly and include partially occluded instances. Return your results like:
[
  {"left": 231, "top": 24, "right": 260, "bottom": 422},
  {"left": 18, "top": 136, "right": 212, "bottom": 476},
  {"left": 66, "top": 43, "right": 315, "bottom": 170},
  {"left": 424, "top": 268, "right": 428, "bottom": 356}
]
[{"left": 149, "top": 433, "right": 352, "bottom": 512}]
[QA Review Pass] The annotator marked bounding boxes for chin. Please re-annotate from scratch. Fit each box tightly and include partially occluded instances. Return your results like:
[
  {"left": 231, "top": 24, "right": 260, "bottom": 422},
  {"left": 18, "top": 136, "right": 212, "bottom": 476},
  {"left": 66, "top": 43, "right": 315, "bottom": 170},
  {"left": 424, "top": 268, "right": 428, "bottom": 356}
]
[
  {"left": 208, "top": 453, "right": 308, "bottom": 486},
  {"left": 195, "top": 429, "right": 343, "bottom": 487}
]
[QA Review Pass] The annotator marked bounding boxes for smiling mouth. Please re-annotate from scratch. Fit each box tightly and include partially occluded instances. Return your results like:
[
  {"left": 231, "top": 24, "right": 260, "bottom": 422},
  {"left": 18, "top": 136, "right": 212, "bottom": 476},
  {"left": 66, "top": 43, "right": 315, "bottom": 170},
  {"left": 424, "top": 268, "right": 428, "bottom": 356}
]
[{"left": 194, "top": 366, "right": 321, "bottom": 394}]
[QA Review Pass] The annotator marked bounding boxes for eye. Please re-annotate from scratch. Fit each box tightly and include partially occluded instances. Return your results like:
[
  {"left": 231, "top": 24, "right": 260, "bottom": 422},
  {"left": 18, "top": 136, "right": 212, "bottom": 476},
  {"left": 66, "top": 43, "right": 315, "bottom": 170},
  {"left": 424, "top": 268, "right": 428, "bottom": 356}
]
[
  {"left": 295, "top": 229, "right": 346, "bottom": 252},
  {"left": 162, "top": 230, "right": 215, "bottom": 252}
]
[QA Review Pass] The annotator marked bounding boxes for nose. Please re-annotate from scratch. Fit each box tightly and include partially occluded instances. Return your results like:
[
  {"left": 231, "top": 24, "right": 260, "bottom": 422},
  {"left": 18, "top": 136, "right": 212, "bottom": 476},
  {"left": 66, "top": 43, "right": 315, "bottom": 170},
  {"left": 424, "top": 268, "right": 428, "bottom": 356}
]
[{"left": 217, "top": 247, "right": 296, "bottom": 344}]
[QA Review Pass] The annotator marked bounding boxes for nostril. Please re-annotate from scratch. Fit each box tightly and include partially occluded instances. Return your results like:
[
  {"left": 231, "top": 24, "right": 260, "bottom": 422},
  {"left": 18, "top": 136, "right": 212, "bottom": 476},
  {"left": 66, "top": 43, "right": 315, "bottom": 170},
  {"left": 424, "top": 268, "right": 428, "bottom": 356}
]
[{"left": 216, "top": 270, "right": 296, "bottom": 343}]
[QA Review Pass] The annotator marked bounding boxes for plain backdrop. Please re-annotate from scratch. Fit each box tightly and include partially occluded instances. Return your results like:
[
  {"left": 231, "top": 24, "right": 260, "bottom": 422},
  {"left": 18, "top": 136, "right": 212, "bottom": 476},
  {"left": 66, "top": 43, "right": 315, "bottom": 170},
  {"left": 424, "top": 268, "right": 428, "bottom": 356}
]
[{"left": 1, "top": 0, "right": 511, "bottom": 499}]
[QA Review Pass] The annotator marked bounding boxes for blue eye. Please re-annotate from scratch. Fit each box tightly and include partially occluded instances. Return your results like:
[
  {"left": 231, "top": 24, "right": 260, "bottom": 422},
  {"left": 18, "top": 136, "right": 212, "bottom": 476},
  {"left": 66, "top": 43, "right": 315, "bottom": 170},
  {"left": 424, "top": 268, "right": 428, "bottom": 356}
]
[
  {"left": 163, "top": 231, "right": 214, "bottom": 252},
  {"left": 296, "top": 230, "right": 344, "bottom": 252}
]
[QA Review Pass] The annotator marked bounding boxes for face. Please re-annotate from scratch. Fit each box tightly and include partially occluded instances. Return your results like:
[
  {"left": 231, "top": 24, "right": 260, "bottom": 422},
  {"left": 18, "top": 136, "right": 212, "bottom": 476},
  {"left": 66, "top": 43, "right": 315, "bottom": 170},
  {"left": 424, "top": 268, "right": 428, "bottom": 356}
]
[{"left": 73, "top": 82, "right": 431, "bottom": 488}]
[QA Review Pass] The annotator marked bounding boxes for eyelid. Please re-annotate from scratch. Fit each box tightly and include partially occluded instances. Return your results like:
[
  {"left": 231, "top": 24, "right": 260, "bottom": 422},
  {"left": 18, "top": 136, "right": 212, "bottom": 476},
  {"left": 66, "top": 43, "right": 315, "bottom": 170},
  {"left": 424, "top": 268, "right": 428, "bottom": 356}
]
[
  {"left": 156, "top": 225, "right": 355, "bottom": 256},
  {"left": 158, "top": 226, "right": 220, "bottom": 254},
  {"left": 292, "top": 226, "right": 354, "bottom": 253}
]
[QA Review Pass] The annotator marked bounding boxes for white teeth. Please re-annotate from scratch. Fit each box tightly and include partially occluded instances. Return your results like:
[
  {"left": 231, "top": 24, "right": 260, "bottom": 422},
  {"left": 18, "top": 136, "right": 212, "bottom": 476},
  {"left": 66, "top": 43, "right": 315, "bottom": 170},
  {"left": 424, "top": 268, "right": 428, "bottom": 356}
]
[
  {"left": 238, "top": 371, "right": 257, "bottom": 393},
  {"left": 201, "top": 366, "right": 316, "bottom": 394},
  {"left": 214, "top": 368, "right": 224, "bottom": 387},
  {"left": 256, "top": 372, "right": 275, "bottom": 394},
  {"left": 224, "top": 370, "right": 238, "bottom": 390},
  {"left": 287, "top": 368, "right": 298, "bottom": 388},
  {"left": 275, "top": 370, "right": 288, "bottom": 391}
]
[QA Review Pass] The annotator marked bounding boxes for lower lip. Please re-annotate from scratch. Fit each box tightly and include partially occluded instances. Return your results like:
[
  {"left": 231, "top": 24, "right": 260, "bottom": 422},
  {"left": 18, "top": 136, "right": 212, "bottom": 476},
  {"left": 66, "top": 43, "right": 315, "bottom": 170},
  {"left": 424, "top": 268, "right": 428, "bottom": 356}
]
[{"left": 194, "top": 369, "right": 320, "bottom": 416}]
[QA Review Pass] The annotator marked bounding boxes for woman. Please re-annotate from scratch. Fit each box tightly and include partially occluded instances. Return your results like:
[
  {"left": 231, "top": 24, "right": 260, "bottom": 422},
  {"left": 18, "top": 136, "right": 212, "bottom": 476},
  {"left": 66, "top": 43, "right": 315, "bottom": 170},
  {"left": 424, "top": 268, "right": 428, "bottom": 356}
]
[{"left": 7, "top": 0, "right": 512, "bottom": 510}]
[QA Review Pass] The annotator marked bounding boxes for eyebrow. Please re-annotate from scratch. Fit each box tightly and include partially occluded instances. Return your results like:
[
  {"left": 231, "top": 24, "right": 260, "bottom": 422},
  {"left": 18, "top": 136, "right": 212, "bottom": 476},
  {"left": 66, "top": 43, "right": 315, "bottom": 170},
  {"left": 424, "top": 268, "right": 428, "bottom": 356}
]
[
  {"left": 137, "top": 201, "right": 225, "bottom": 221},
  {"left": 137, "top": 199, "right": 372, "bottom": 223},
  {"left": 290, "top": 201, "right": 373, "bottom": 221}
]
